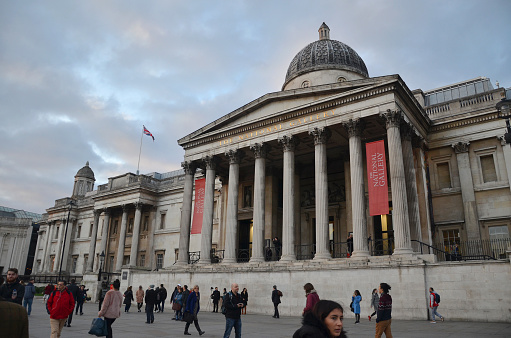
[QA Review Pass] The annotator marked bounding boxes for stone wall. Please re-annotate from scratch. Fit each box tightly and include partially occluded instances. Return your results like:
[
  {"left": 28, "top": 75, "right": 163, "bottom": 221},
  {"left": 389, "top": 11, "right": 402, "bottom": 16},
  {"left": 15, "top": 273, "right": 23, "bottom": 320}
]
[{"left": 118, "top": 258, "right": 510, "bottom": 323}]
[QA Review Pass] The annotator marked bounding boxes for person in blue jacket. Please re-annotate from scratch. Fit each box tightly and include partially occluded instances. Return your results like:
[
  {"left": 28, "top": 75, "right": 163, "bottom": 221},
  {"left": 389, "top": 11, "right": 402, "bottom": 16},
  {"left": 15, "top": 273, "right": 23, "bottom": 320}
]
[
  {"left": 352, "top": 290, "right": 362, "bottom": 323},
  {"left": 183, "top": 285, "right": 205, "bottom": 336}
]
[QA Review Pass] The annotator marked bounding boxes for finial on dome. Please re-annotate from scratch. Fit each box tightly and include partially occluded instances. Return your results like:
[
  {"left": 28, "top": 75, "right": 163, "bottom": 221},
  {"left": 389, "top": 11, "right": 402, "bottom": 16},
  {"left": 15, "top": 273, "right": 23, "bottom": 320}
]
[
  {"left": 86, "top": 161, "right": 89, "bottom": 166},
  {"left": 319, "top": 22, "right": 330, "bottom": 40}
]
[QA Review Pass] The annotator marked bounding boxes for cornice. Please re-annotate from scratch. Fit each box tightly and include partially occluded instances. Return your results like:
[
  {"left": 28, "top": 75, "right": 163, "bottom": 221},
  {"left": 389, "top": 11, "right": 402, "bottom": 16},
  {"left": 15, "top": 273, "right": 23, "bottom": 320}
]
[{"left": 430, "top": 112, "right": 500, "bottom": 132}]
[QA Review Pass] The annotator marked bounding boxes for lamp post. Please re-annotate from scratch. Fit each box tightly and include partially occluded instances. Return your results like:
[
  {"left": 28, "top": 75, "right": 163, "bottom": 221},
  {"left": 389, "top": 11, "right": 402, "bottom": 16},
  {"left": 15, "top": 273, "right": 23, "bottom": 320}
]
[
  {"left": 98, "top": 251, "right": 105, "bottom": 282},
  {"left": 496, "top": 93, "right": 511, "bottom": 146},
  {"left": 58, "top": 200, "right": 74, "bottom": 280}
]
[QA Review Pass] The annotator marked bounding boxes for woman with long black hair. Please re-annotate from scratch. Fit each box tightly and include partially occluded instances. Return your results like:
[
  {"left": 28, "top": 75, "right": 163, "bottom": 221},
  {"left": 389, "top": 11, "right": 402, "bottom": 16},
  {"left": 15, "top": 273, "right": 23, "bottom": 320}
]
[{"left": 293, "top": 300, "right": 347, "bottom": 338}]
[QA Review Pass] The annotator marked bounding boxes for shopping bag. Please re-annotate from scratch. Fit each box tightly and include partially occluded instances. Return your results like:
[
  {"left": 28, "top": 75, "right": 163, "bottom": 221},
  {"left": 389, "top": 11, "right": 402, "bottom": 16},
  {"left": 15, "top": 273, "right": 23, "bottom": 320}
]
[
  {"left": 183, "top": 311, "right": 195, "bottom": 324},
  {"left": 88, "top": 317, "right": 108, "bottom": 336}
]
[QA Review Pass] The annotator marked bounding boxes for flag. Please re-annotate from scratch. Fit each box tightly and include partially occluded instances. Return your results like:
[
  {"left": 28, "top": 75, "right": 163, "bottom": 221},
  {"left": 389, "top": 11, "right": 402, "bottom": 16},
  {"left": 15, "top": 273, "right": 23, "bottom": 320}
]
[{"left": 143, "top": 125, "right": 155, "bottom": 141}]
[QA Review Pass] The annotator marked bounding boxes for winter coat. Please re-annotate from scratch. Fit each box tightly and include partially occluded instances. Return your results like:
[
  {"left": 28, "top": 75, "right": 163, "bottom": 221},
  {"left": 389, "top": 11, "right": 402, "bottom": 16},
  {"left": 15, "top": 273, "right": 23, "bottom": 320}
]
[
  {"left": 98, "top": 289, "right": 123, "bottom": 319},
  {"left": 136, "top": 289, "right": 144, "bottom": 303},
  {"left": 293, "top": 311, "right": 347, "bottom": 338},
  {"left": 223, "top": 291, "right": 245, "bottom": 319},
  {"left": 303, "top": 290, "right": 320, "bottom": 314},
  {"left": 47, "top": 288, "right": 75, "bottom": 319},
  {"left": 272, "top": 289, "right": 281, "bottom": 304},
  {"left": 185, "top": 291, "right": 200, "bottom": 316},
  {"left": 376, "top": 293, "right": 392, "bottom": 323},
  {"left": 0, "top": 279, "right": 25, "bottom": 305},
  {"left": 159, "top": 287, "right": 167, "bottom": 301},
  {"left": 24, "top": 282, "right": 36, "bottom": 299},
  {"left": 145, "top": 288, "right": 157, "bottom": 311},
  {"left": 76, "top": 288, "right": 86, "bottom": 304},
  {"left": 67, "top": 282, "right": 79, "bottom": 301},
  {"left": 241, "top": 290, "right": 248, "bottom": 304},
  {"left": 352, "top": 295, "right": 361, "bottom": 314},
  {"left": 371, "top": 292, "right": 379, "bottom": 310},
  {"left": 123, "top": 290, "right": 134, "bottom": 305},
  {"left": 211, "top": 290, "right": 221, "bottom": 302},
  {"left": 429, "top": 292, "right": 439, "bottom": 308}
]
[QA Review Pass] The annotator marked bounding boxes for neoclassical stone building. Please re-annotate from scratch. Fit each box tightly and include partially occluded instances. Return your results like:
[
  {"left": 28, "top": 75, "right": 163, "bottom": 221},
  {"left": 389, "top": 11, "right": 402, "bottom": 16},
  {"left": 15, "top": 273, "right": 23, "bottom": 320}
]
[{"left": 35, "top": 23, "right": 510, "bottom": 321}]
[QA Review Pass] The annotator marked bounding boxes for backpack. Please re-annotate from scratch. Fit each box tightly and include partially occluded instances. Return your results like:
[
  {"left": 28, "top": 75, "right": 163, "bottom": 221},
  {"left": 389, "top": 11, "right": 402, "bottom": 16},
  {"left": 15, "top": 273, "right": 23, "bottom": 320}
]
[
  {"left": 435, "top": 293, "right": 440, "bottom": 304},
  {"left": 278, "top": 290, "right": 283, "bottom": 297},
  {"left": 221, "top": 292, "right": 232, "bottom": 315}
]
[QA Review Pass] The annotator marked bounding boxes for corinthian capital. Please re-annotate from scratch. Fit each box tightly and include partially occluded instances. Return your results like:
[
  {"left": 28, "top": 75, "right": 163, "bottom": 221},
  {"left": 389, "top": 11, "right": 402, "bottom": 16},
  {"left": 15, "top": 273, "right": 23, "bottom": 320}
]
[
  {"left": 250, "top": 143, "right": 270, "bottom": 159},
  {"left": 202, "top": 155, "right": 218, "bottom": 170},
  {"left": 309, "top": 127, "right": 331, "bottom": 145},
  {"left": 278, "top": 135, "right": 300, "bottom": 152},
  {"left": 342, "top": 118, "right": 364, "bottom": 138},
  {"left": 181, "top": 161, "right": 198, "bottom": 175},
  {"left": 452, "top": 141, "right": 470, "bottom": 154},
  {"left": 225, "top": 149, "right": 245, "bottom": 164},
  {"left": 400, "top": 122, "right": 415, "bottom": 141},
  {"left": 380, "top": 109, "right": 403, "bottom": 129}
]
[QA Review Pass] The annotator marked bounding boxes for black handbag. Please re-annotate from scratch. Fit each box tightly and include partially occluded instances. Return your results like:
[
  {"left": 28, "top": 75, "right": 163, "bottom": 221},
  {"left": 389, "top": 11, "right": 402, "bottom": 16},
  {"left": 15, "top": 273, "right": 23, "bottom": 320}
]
[{"left": 183, "top": 311, "right": 194, "bottom": 324}]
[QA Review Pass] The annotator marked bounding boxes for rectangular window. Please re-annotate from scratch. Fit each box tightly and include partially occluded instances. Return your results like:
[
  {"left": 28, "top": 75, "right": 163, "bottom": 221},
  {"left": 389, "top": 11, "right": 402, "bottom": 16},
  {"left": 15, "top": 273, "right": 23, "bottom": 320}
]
[
  {"left": 76, "top": 224, "right": 82, "bottom": 239},
  {"left": 109, "top": 256, "right": 114, "bottom": 272},
  {"left": 143, "top": 216, "right": 149, "bottom": 232},
  {"left": 160, "top": 213, "right": 166, "bottom": 230},
  {"left": 123, "top": 255, "right": 130, "bottom": 266},
  {"left": 480, "top": 154, "right": 497, "bottom": 183},
  {"left": 50, "top": 255, "right": 55, "bottom": 271},
  {"left": 442, "top": 229, "right": 461, "bottom": 258},
  {"left": 54, "top": 227, "right": 59, "bottom": 239},
  {"left": 489, "top": 225, "right": 510, "bottom": 258},
  {"left": 83, "top": 255, "right": 88, "bottom": 274},
  {"left": 89, "top": 223, "right": 94, "bottom": 237},
  {"left": 437, "top": 162, "right": 452, "bottom": 189},
  {"left": 243, "top": 186, "right": 253, "bottom": 207},
  {"left": 156, "top": 253, "right": 164, "bottom": 269},
  {"left": 112, "top": 220, "right": 119, "bottom": 234},
  {"left": 128, "top": 218, "right": 134, "bottom": 233},
  {"left": 139, "top": 254, "right": 145, "bottom": 267},
  {"left": 71, "top": 256, "right": 78, "bottom": 273}
]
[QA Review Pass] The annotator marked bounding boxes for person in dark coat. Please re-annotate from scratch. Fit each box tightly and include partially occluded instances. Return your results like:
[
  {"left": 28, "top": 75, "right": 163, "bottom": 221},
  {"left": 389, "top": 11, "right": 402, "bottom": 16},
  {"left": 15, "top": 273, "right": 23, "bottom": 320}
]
[
  {"left": 123, "top": 286, "right": 134, "bottom": 312},
  {"left": 240, "top": 288, "right": 248, "bottom": 315},
  {"left": 65, "top": 279, "right": 79, "bottom": 327},
  {"left": 23, "top": 279, "right": 36, "bottom": 315},
  {"left": 181, "top": 285, "right": 190, "bottom": 313},
  {"left": 0, "top": 276, "right": 29, "bottom": 338},
  {"left": 272, "top": 237, "right": 282, "bottom": 259},
  {"left": 158, "top": 284, "right": 167, "bottom": 312},
  {"left": 0, "top": 268, "right": 25, "bottom": 305},
  {"left": 271, "top": 285, "right": 282, "bottom": 318},
  {"left": 223, "top": 283, "right": 246, "bottom": 338},
  {"left": 145, "top": 285, "right": 157, "bottom": 324},
  {"left": 183, "top": 285, "right": 205, "bottom": 336},
  {"left": 211, "top": 287, "right": 221, "bottom": 313},
  {"left": 293, "top": 300, "right": 347, "bottom": 338},
  {"left": 75, "top": 285, "right": 86, "bottom": 315}
]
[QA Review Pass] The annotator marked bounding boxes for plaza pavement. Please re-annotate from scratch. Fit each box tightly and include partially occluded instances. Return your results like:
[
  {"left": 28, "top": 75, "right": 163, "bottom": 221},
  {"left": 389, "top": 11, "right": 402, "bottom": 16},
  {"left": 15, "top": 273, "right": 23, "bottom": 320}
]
[{"left": 26, "top": 297, "right": 509, "bottom": 337}]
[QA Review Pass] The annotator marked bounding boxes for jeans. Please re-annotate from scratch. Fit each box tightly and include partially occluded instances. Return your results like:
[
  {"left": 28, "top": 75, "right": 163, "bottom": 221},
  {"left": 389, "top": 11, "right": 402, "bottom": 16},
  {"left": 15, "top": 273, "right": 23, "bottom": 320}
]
[
  {"left": 273, "top": 303, "right": 279, "bottom": 318},
  {"left": 137, "top": 303, "right": 143, "bottom": 311},
  {"left": 76, "top": 301, "right": 84, "bottom": 314},
  {"left": 158, "top": 300, "right": 165, "bottom": 312},
  {"left": 213, "top": 301, "right": 219, "bottom": 312},
  {"left": 146, "top": 308, "right": 154, "bottom": 323},
  {"left": 125, "top": 302, "right": 131, "bottom": 312},
  {"left": 223, "top": 317, "right": 242, "bottom": 338},
  {"left": 23, "top": 298, "right": 33, "bottom": 315},
  {"left": 105, "top": 317, "right": 116, "bottom": 338},
  {"left": 430, "top": 307, "right": 443, "bottom": 321}
]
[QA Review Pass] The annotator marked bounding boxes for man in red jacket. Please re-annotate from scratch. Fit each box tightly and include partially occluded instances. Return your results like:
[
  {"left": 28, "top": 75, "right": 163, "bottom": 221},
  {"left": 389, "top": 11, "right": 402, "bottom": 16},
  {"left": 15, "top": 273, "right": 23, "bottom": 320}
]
[{"left": 47, "top": 280, "right": 75, "bottom": 338}]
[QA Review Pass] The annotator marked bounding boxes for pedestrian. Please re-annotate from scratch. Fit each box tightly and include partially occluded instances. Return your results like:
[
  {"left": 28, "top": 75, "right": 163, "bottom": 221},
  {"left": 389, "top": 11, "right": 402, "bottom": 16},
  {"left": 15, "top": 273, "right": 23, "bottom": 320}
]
[
  {"left": 429, "top": 287, "right": 444, "bottom": 323},
  {"left": 154, "top": 286, "right": 160, "bottom": 312},
  {"left": 23, "top": 278, "right": 36, "bottom": 315},
  {"left": 221, "top": 287, "right": 228, "bottom": 314},
  {"left": 222, "top": 283, "right": 246, "bottom": 338},
  {"left": 44, "top": 283, "right": 54, "bottom": 304},
  {"left": 123, "top": 286, "right": 134, "bottom": 312},
  {"left": 145, "top": 285, "right": 157, "bottom": 324},
  {"left": 98, "top": 282, "right": 108, "bottom": 311},
  {"left": 273, "top": 237, "right": 282, "bottom": 259},
  {"left": 375, "top": 282, "right": 392, "bottom": 338},
  {"left": 271, "top": 285, "right": 282, "bottom": 318},
  {"left": 172, "top": 285, "right": 184, "bottom": 320},
  {"left": 0, "top": 276, "right": 29, "bottom": 338},
  {"left": 293, "top": 300, "right": 347, "bottom": 338},
  {"left": 368, "top": 288, "right": 379, "bottom": 321},
  {"left": 182, "top": 285, "right": 191, "bottom": 313},
  {"left": 0, "top": 268, "right": 25, "bottom": 305},
  {"left": 65, "top": 278, "right": 79, "bottom": 327},
  {"left": 75, "top": 285, "right": 85, "bottom": 315},
  {"left": 47, "top": 280, "right": 75, "bottom": 338},
  {"left": 347, "top": 234, "right": 353, "bottom": 257},
  {"left": 211, "top": 287, "right": 221, "bottom": 313},
  {"left": 183, "top": 285, "right": 205, "bottom": 336},
  {"left": 158, "top": 284, "right": 167, "bottom": 312},
  {"left": 240, "top": 287, "right": 248, "bottom": 315},
  {"left": 352, "top": 290, "right": 362, "bottom": 323},
  {"left": 136, "top": 285, "right": 144, "bottom": 312},
  {"left": 302, "top": 282, "right": 320, "bottom": 315},
  {"left": 98, "top": 279, "right": 123, "bottom": 338}
]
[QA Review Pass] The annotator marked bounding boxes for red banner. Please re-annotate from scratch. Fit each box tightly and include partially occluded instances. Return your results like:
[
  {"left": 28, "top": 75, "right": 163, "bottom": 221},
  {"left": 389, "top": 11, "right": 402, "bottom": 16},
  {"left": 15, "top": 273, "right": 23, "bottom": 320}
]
[
  {"left": 366, "top": 140, "right": 389, "bottom": 216},
  {"left": 191, "top": 178, "right": 206, "bottom": 234}
]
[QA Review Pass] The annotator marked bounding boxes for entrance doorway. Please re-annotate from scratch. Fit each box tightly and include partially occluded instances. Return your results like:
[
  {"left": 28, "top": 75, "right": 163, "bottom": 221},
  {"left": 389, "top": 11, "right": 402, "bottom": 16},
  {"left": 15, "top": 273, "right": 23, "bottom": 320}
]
[
  {"left": 372, "top": 204, "right": 394, "bottom": 255},
  {"left": 238, "top": 219, "right": 253, "bottom": 262}
]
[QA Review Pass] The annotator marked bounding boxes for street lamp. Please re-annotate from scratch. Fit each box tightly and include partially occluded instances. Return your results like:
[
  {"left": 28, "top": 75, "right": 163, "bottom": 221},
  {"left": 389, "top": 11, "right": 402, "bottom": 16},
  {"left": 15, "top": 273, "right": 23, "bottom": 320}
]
[
  {"left": 496, "top": 92, "right": 511, "bottom": 146},
  {"left": 98, "top": 251, "right": 105, "bottom": 282},
  {"left": 58, "top": 200, "right": 74, "bottom": 280}
]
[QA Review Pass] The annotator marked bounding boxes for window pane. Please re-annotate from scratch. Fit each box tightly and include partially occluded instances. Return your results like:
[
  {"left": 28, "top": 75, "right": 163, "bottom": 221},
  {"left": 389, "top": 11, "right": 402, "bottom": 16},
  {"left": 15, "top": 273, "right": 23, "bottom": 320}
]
[
  {"left": 480, "top": 155, "right": 497, "bottom": 183},
  {"left": 437, "top": 162, "right": 452, "bottom": 188}
]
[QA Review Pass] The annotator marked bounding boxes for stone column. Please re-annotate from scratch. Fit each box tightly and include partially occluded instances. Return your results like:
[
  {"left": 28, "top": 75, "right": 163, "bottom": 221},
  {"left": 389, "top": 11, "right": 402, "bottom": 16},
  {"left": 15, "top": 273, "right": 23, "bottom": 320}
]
[
  {"left": 381, "top": 110, "right": 413, "bottom": 255},
  {"left": 199, "top": 156, "right": 217, "bottom": 264},
  {"left": 98, "top": 209, "right": 111, "bottom": 271},
  {"left": 250, "top": 143, "right": 269, "bottom": 262},
  {"left": 148, "top": 206, "right": 158, "bottom": 268},
  {"left": 278, "top": 135, "right": 299, "bottom": 261},
  {"left": 402, "top": 123, "right": 423, "bottom": 246},
  {"left": 60, "top": 218, "right": 74, "bottom": 272},
  {"left": 40, "top": 223, "right": 52, "bottom": 272},
  {"left": 310, "top": 127, "right": 332, "bottom": 260},
  {"left": 129, "top": 202, "right": 143, "bottom": 267},
  {"left": 499, "top": 136, "right": 511, "bottom": 194},
  {"left": 86, "top": 210, "right": 100, "bottom": 272},
  {"left": 33, "top": 231, "right": 42, "bottom": 272},
  {"left": 342, "top": 119, "right": 370, "bottom": 257},
  {"left": 53, "top": 220, "right": 65, "bottom": 272},
  {"left": 344, "top": 156, "right": 352, "bottom": 241},
  {"left": 115, "top": 205, "right": 128, "bottom": 271},
  {"left": 176, "top": 161, "right": 197, "bottom": 265},
  {"left": 452, "top": 141, "right": 481, "bottom": 241},
  {"left": 223, "top": 149, "right": 244, "bottom": 263}
]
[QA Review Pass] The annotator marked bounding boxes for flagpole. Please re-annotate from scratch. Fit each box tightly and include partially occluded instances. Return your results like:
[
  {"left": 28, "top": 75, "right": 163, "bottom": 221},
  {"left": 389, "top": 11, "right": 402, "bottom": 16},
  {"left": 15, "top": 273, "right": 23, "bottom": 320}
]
[{"left": 137, "top": 127, "right": 144, "bottom": 175}]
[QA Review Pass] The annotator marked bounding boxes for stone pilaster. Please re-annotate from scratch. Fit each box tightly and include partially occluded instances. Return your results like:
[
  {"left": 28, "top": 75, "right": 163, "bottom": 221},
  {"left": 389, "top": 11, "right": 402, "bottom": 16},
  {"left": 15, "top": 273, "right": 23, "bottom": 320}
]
[
  {"left": 452, "top": 141, "right": 481, "bottom": 241},
  {"left": 53, "top": 220, "right": 66, "bottom": 272},
  {"left": 342, "top": 119, "right": 370, "bottom": 257},
  {"left": 309, "top": 127, "right": 332, "bottom": 260},
  {"left": 381, "top": 110, "right": 412, "bottom": 255},
  {"left": 40, "top": 222, "right": 52, "bottom": 272},
  {"left": 250, "top": 143, "right": 269, "bottom": 263},
  {"left": 278, "top": 135, "right": 299, "bottom": 261},
  {"left": 60, "top": 217, "right": 74, "bottom": 272},
  {"left": 176, "top": 161, "right": 197, "bottom": 265},
  {"left": 86, "top": 210, "right": 100, "bottom": 272},
  {"left": 343, "top": 155, "right": 352, "bottom": 241},
  {"left": 223, "top": 149, "right": 244, "bottom": 264},
  {"left": 199, "top": 156, "right": 218, "bottom": 264},
  {"left": 148, "top": 205, "right": 158, "bottom": 268},
  {"left": 129, "top": 202, "right": 143, "bottom": 267},
  {"left": 401, "top": 123, "right": 423, "bottom": 246},
  {"left": 498, "top": 136, "right": 511, "bottom": 194},
  {"left": 98, "top": 209, "right": 110, "bottom": 272},
  {"left": 115, "top": 205, "right": 128, "bottom": 271}
]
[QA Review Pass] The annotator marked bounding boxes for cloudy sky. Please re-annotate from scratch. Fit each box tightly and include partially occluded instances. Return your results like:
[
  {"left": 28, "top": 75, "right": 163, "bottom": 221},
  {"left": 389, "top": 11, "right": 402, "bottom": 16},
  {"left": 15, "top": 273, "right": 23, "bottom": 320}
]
[{"left": 1, "top": 0, "right": 510, "bottom": 214}]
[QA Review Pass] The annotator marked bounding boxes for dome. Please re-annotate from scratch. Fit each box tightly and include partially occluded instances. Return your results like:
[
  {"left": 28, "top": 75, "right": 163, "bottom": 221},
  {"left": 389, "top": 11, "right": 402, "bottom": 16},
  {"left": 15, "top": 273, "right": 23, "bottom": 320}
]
[
  {"left": 283, "top": 23, "right": 368, "bottom": 90},
  {"left": 75, "top": 161, "right": 95, "bottom": 180}
]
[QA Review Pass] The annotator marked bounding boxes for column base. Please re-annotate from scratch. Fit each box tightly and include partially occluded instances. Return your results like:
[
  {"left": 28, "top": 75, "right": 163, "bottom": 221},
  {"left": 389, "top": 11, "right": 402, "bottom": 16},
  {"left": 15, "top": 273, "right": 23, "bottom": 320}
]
[
  {"left": 249, "top": 256, "right": 264, "bottom": 263},
  {"left": 198, "top": 259, "right": 211, "bottom": 265},
  {"left": 351, "top": 250, "right": 370, "bottom": 258},
  {"left": 392, "top": 247, "right": 414, "bottom": 256},
  {"left": 313, "top": 253, "right": 331, "bottom": 260},
  {"left": 222, "top": 258, "right": 236, "bottom": 264},
  {"left": 174, "top": 260, "right": 188, "bottom": 266},
  {"left": 279, "top": 255, "right": 296, "bottom": 262}
]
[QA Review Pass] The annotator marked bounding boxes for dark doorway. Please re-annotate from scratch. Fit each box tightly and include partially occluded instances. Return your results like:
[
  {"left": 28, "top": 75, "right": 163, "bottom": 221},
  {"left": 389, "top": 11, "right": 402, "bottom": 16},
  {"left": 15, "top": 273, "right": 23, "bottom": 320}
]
[
  {"left": 372, "top": 204, "right": 394, "bottom": 256},
  {"left": 238, "top": 220, "right": 252, "bottom": 262}
]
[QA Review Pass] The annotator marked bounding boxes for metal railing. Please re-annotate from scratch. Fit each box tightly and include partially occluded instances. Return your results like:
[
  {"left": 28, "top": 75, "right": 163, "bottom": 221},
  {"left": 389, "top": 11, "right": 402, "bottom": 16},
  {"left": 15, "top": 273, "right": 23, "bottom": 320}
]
[
  {"left": 369, "top": 238, "right": 395, "bottom": 256},
  {"left": 236, "top": 249, "right": 251, "bottom": 263},
  {"left": 413, "top": 238, "right": 510, "bottom": 262},
  {"left": 295, "top": 244, "right": 315, "bottom": 260},
  {"left": 188, "top": 251, "right": 200, "bottom": 264}
]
